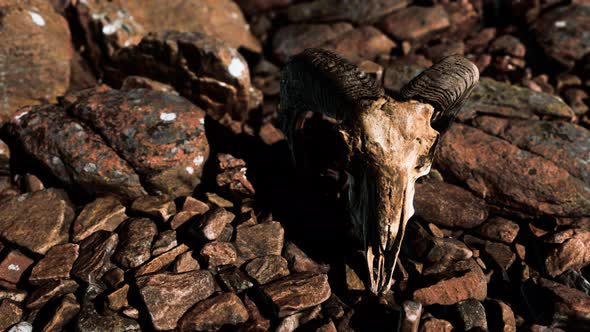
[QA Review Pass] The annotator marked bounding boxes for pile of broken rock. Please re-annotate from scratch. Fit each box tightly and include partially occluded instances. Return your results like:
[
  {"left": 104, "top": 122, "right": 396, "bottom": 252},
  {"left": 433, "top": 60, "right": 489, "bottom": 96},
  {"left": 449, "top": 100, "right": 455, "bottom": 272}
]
[{"left": 0, "top": 0, "right": 589, "bottom": 331}]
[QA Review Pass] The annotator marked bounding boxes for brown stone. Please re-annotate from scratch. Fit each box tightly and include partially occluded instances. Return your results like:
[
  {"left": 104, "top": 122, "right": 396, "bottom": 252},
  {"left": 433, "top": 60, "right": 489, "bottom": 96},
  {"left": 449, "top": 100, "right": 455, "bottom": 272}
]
[
  {"left": 235, "top": 0, "right": 292, "bottom": 16},
  {"left": 261, "top": 273, "right": 331, "bottom": 318},
  {"left": 476, "top": 217, "right": 520, "bottom": 243},
  {"left": 26, "top": 279, "right": 79, "bottom": 309},
  {"left": 173, "top": 251, "right": 200, "bottom": 273},
  {"left": 286, "top": 0, "right": 409, "bottom": 24},
  {"left": 0, "top": 0, "right": 72, "bottom": 122},
  {"left": 130, "top": 195, "right": 176, "bottom": 222},
  {"left": 217, "top": 266, "right": 254, "bottom": 293},
  {"left": 0, "top": 300, "right": 22, "bottom": 331},
  {"left": 136, "top": 270, "right": 215, "bottom": 330},
  {"left": 121, "top": 76, "right": 178, "bottom": 94},
  {"left": 484, "top": 241, "right": 516, "bottom": 271},
  {"left": 456, "top": 299, "right": 487, "bottom": 331},
  {"left": 0, "top": 189, "right": 74, "bottom": 255},
  {"left": 113, "top": 218, "right": 157, "bottom": 269},
  {"left": 72, "top": 196, "right": 127, "bottom": 242},
  {"left": 539, "top": 278, "right": 590, "bottom": 321},
  {"left": 134, "top": 244, "right": 190, "bottom": 277},
  {"left": 0, "top": 140, "right": 10, "bottom": 175},
  {"left": 0, "top": 250, "right": 34, "bottom": 285},
  {"left": 182, "top": 196, "right": 210, "bottom": 213},
  {"left": 239, "top": 294, "right": 271, "bottom": 331},
  {"left": 436, "top": 124, "right": 590, "bottom": 217},
  {"left": 414, "top": 179, "right": 488, "bottom": 229},
  {"left": 170, "top": 211, "right": 200, "bottom": 230},
  {"left": 320, "top": 26, "right": 396, "bottom": 63},
  {"left": 423, "top": 40, "right": 465, "bottom": 62},
  {"left": 71, "top": 231, "right": 118, "bottom": 283},
  {"left": 490, "top": 35, "right": 526, "bottom": 58},
  {"left": 29, "top": 243, "right": 79, "bottom": 285},
  {"left": 235, "top": 221, "right": 284, "bottom": 261},
  {"left": 106, "top": 284, "right": 129, "bottom": 312},
  {"left": 245, "top": 255, "right": 290, "bottom": 285},
  {"left": 179, "top": 292, "right": 249, "bottom": 331},
  {"left": 151, "top": 230, "right": 178, "bottom": 256},
  {"left": 200, "top": 242, "right": 237, "bottom": 268},
  {"left": 400, "top": 301, "right": 421, "bottom": 332},
  {"left": 284, "top": 241, "right": 330, "bottom": 274},
  {"left": 102, "top": 268, "right": 125, "bottom": 289},
  {"left": 545, "top": 229, "right": 590, "bottom": 277},
  {"left": 216, "top": 154, "right": 256, "bottom": 200},
  {"left": 485, "top": 299, "right": 516, "bottom": 332},
  {"left": 40, "top": 293, "right": 80, "bottom": 332},
  {"left": 197, "top": 207, "right": 235, "bottom": 241},
  {"left": 0, "top": 289, "right": 26, "bottom": 303},
  {"left": 378, "top": 5, "right": 450, "bottom": 42},
  {"left": 206, "top": 192, "right": 234, "bottom": 209},
  {"left": 23, "top": 173, "right": 44, "bottom": 192},
  {"left": 563, "top": 88, "right": 589, "bottom": 116},
  {"left": 419, "top": 317, "right": 453, "bottom": 332},
  {"left": 76, "top": 284, "right": 140, "bottom": 331},
  {"left": 413, "top": 260, "right": 487, "bottom": 305},
  {"left": 383, "top": 63, "right": 425, "bottom": 95}
]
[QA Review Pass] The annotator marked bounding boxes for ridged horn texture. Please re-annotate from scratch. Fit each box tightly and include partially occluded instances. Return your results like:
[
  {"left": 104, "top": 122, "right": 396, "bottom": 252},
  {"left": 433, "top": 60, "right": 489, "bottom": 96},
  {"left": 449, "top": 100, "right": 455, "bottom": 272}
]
[
  {"left": 279, "top": 48, "right": 383, "bottom": 146},
  {"left": 399, "top": 55, "right": 479, "bottom": 132}
]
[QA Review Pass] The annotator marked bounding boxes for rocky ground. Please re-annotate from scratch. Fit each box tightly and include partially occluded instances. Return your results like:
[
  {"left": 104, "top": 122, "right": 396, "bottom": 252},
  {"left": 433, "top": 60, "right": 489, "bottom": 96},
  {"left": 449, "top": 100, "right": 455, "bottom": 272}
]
[{"left": 0, "top": 0, "right": 589, "bottom": 331}]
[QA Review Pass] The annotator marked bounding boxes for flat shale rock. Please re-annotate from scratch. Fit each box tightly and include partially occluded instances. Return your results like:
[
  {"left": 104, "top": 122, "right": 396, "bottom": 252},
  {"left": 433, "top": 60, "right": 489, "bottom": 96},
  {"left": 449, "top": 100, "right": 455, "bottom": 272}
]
[
  {"left": 320, "top": 26, "right": 396, "bottom": 63},
  {"left": 0, "top": 300, "right": 22, "bottom": 331},
  {"left": 286, "top": 0, "right": 409, "bottom": 24},
  {"left": 71, "top": 231, "right": 118, "bottom": 283},
  {"left": 539, "top": 278, "right": 590, "bottom": 322},
  {"left": 134, "top": 244, "right": 189, "bottom": 277},
  {"left": 113, "top": 218, "right": 157, "bottom": 269},
  {"left": 532, "top": 4, "right": 590, "bottom": 68},
  {"left": 0, "top": 0, "right": 72, "bottom": 122},
  {"left": 200, "top": 242, "right": 237, "bottom": 268},
  {"left": 378, "top": 5, "right": 450, "bottom": 42},
  {"left": 178, "top": 292, "right": 249, "bottom": 331},
  {"left": 284, "top": 242, "right": 330, "bottom": 274},
  {"left": 130, "top": 195, "right": 176, "bottom": 222},
  {"left": 72, "top": 196, "right": 128, "bottom": 243},
  {"left": 545, "top": 229, "right": 590, "bottom": 277},
  {"left": 196, "top": 207, "right": 235, "bottom": 241},
  {"left": 0, "top": 250, "right": 33, "bottom": 286},
  {"left": 235, "top": 221, "right": 284, "bottom": 260},
  {"left": 414, "top": 179, "right": 488, "bottom": 229},
  {"left": 29, "top": 244, "right": 79, "bottom": 285},
  {"left": 26, "top": 279, "right": 78, "bottom": 309},
  {"left": 484, "top": 241, "right": 516, "bottom": 271},
  {"left": 245, "top": 255, "right": 290, "bottom": 285},
  {"left": 436, "top": 124, "right": 590, "bottom": 217},
  {"left": 0, "top": 189, "right": 74, "bottom": 255},
  {"left": 8, "top": 106, "right": 146, "bottom": 200},
  {"left": 136, "top": 270, "right": 215, "bottom": 331},
  {"left": 216, "top": 154, "right": 256, "bottom": 200},
  {"left": 40, "top": 293, "right": 80, "bottom": 332},
  {"left": 71, "top": 89, "right": 209, "bottom": 197},
  {"left": 261, "top": 273, "right": 331, "bottom": 318},
  {"left": 77, "top": 285, "right": 140, "bottom": 332},
  {"left": 476, "top": 216, "right": 519, "bottom": 244},
  {"left": 413, "top": 260, "right": 487, "bottom": 305},
  {"left": 173, "top": 251, "right": 200, "bottom": 273}
]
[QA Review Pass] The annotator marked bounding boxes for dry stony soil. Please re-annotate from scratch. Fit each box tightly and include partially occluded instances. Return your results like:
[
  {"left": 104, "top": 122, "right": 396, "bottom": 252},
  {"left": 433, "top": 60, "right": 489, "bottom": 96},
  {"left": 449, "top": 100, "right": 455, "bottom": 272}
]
[{"left": 0, "top": 0, "right": 589, "bottom": 331}]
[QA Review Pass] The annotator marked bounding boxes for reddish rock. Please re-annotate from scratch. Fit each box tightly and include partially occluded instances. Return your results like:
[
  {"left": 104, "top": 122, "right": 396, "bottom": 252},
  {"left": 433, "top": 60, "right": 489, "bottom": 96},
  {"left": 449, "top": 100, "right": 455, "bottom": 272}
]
[
  {"left": 196, "top": 207, "right": 235, "bottom": 241},
  {"left": 533, "top": 4, "right": 590, "bottom": 68},
  {"left": 106, "top": 284, "right": 129, "bottom": 312},
  {"left": 235, "top": 0, "right": 292, "bottom": 16},
  {"left": 320, "top": 26, "right": 396, "bottom": 63},
  {"left": 476, "top": 217, "right": 520, "bottom": 244},
  {"left": 0, "top": 300, "right": 22, "bottom": 331},
  {"left": 239, "top": 294, "right": 271, "bottom": 331},
  {"left": 0, "top": 250, "right": 33, "bottom": 286},
  {"left": 414, "top": 179, "right": 488, "bottom": 229},
  {"left": 173, "top": 251, "right": 200, "bottom": 273},
  {"left": 102, "top": 268, "right": 125, "bottom": 289},
  {"left": 284, "top": 241, "right": 330, "bottom": 274},
  {"left": 22, "top": 173, "right": 44, "bottom": 193},
  {"left": 71, "top": 89, "right": 209, "bottom": 197},
  {"left": 235, "top": 221, "right": 284, "bottom": 261},
  {"left": 419, "top": 317, "right": 453, "bottom": 332},
  {"left": 442, "top": 0, "right": 480, "bottom": 39},
  {"left": 490, "top": 35, "right": 526, "bottom": 58},
  {"left": 179, "top": 292, "right": 249, "bottom": 331},
  {"left": 72, "top": 196, "right": 127, "bottom": 243},
  {"left": 545, "top": 229, "right": 590, "bottom": 277},
  {"left": 217, "top": 266, "right": 254, "bottom": 293},
  {"left": 134, "top": 244, "right": 189, "bottom": 277},
  {"left": 182, "top": 197, "right": 210, "bottom": 213},
  {"left": 484, "top": 241, "right": 516, "bottom": 271},
  {"left": 563, "top": 88, "right": 589, "bottom": 115},
  {"left": 29, "top": 244, "right": 79, "bottom": 285},
  {"left": 286, "top": 0, "right": 409, "bottom": 24},
  {"left": 423, "top": 40, "right": 465, "bottom": 62},
  {"left": 413, "top": 260, "right": 487, "bottom": 305},
  {"left": 200, "top": 242, "right": 237, "bottom": 268},
  {"left": 76, "top": 284, "right": 140, "bottom": 331},
  {"left": 245, "top": 255, "right": 290, "bottom": 285},
  {"left": 485, "top": 299, "right": 516, "bottom": 332},
  {"left": 151, "top": 230, "right": 178, "bottom": 256},
  {"left": 26, "top": 279, "right": 79, "bottom": 309},
  {"left": 378, "top": 5, "right": 450, "bottom": 42},
  {"left": 121, "top": 76, "right": 178, "bottom": 94},
  {"left": 261, "top": 273, "right": 331, "bottom": 318},
  {"left": 0, "top": 0, "right": 72, "bottom": 122},
  {"left": 0, "top": 289, "right": 27, "bottom": 303},
  {"left": 539, "top": 278, "right": 590, "bottom": 322},
  {"left": 130, "top": 195, "right": 176, "bottom": 222},
  {"left": 71, "top": 231, "right": 118, "bottom": 283},
  {"left": 170, "top": 211, "right": 200, "bottom": 230},
  {"left": 216, "top": 154, "right": 256, "bottom": 200},
  {"left": 40, "top": 293, "right": 80, "bottom": 332},
  {"left": 436, "top": 124, "right": 590, "bottom": 217},
  {"left": 136, "top": 270, "right": 215, "bottom": 331},
  {"left": 113, "top": 218, "right": 157, "bottom": 269},
  {"left": 0, "top": 189, "right": 75, "bottom": 255}
]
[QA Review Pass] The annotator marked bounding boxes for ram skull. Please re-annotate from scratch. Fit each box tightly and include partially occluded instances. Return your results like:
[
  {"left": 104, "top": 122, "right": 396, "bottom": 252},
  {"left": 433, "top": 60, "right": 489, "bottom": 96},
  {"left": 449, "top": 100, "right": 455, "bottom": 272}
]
[{"left": 280, "top": 49, "right": 479, "bottom": 294}]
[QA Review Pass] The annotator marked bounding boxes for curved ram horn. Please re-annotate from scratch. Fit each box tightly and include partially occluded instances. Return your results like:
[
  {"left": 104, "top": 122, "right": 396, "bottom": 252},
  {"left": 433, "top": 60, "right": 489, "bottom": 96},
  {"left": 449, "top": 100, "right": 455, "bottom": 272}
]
[
  {"left": 399, "top": 55, "right": 479, "bottom": 132},
  {"left": 279, "top": 48, "right": 383, "bottom": 147}
]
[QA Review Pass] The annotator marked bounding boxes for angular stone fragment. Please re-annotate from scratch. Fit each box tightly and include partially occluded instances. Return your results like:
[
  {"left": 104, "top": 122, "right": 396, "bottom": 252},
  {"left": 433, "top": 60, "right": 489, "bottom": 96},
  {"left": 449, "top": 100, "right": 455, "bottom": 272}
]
[
  {"left": 245, "top": 255, "right": 290, "bottom": 285},
  {"left": 26, "top": 279, "right": 78, "bottom": 309},
  {"left": 414, "top": 179, "right": 488, "bottom": 229},
  {"left": 200, "top": 242, "right": 237, "bottom": 268},
  {"left": 130, "top": 195, "right": 176, "bottom": 222},
  {"left": 183, "top": 196, "right": 210, "bottom": 213},
  {"left": 72, "top": 196, "right": 128, "bottom": 243},
  {"left": 217, "top": 266, "right": 254, "bottom": 293},
  {"left": 456, "top": 299, "right": 487, "bottom": 331},
  {"left": 539, "top": 278, "right": 590, "bottom": 322},
  {"left": 196, "top": 207, "right": 235, "bottom": 241},
  {"left": 179, "top": 292, "right": 249, "bottom": 331},
  {"left": 426, "top": 238, "right": 473, "bottom": 267},
  {"left": 173, "top": 251, "right": 200, "bottom": 273},
  {"left": 320, "top": 26, "right": 396, "bottom": 64},
  {"left": 106, "top": 284, "right": 129, "bottom": 312},
  {"left": 235, "top": 221, "right": 284, "bottom": 261},
  {"left": 261, "top": 273, "right": 331, "bottom": 318},
  {"left": 0, "top": 189, "right": 74, "bottom": 255},
  {"left": 102, "top": 268, "right": 125, "bottom": 289},
  {"left": 485, "top": 299, "right": 516, "bottom": 332},
  {"left": 40, "top": 293, "right": 80, "bottom": 332},
  {"left": 71, "top": 89, "right": 209, "bottom": 197},
  {"left": 413, "top": 260, "right": 487, "bottom": 305},
  {"left": 71, "top": 231, "right": 118, "bottom": 283},
  {"left": 436, "top": 124, "right": 590, "bottom": 217},
  {"left": 286, "top": 0, "right": 409, "bottom": 24},
  {"left": 0, "top": 300, "right": 22, "bottom": 331},
  {"left": 0, "top": 0, "right": 72, "bottom": 122},
  {"left": 216, "top": 154, "right": 256, "bottom": 200},
  {"left": 113, "top": 218, "right": 157, "bottom": 269},
  {"left": 151, "top": 230, "right": 177, "bottom": 257},
  {"left": 136, "top": 270, "right": 215, "bottom": 330},
  {"left": 135, "top": 244, "right": 189, "bottom": 277},
  {"left": 532, "top": 4, "right": 590, "bottom": 69},
  {"left": 0, "top": 250, "right": 33, "bottom": 286},
  {"left": 476, "top": 217, "right": 519, "bottom": 244},
  {"left": 545, "top": 229, "right": 590, "bottom": 277},
  {"left": 29, "top": 244, "right": 79, "bottom": 285},
  {"left": 419, "top": 317, "right": 453, "bottom": 332},
  {"left": 240, "top": 294, "right": 271, "bottom": 331},
  {"left": 170, "top": 211, "right": 200, "bottom": 230},
  {"left": 284, "top": 242, "right": 330, "bottom": 274},
  {"left": 77, "top": 284, "right": 140, "bottom": 331},
  {"left": 483, "top": 241, "right": 516, "bottom": 271},
  {"left": 378, "top": 5, "right": 449, "bottom": 42},
  {"left": 8, "top": 106, "right": 146, "bottom": 200}
]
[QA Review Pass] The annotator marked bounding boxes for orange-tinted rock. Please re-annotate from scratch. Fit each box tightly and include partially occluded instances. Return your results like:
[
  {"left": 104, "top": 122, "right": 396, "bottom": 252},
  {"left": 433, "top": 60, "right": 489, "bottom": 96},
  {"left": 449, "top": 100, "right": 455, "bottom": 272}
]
[
  {"left": 284, "top": 241, "right": 330, "bottom": 274},
  {"left": 134, "top": 244, "right": 190, "bottom": 277},
  {"left": 235, "top": 221, "right": 284, "bottom": 261},
  {"left": 178, "top": 292, "right": 249, "bottom": 331},
  {"left": 136, "top": 270, "right": 215, "bottom": 330},
  {"left": 113, "top": 218, "right": 157, "bottom": 269},
  {"left": 261, "top": 273, "right": 331, "bottom": 318},
  {"left": 286, "top": 0, "right": 409, "bottom": 24},
  {"left": 200, "top": 242, "right": 237, "bottom": 268},
  {"left": 26, "top": 279, "right": 79, "bottom": 309},
  {"left": 216, "top": 154, "right": 256, "bottom": 201},
  {"left": 0, "top": 250, "right": 33, "bottom": 285},
  {"left": 196, "top": 207, "right": 235, "bottom": 241},
  {"left": 72, "top": 196, "right": 127, "bottom": 243},
  {"left": 320, "top": 26, "right": 396, "bottom": 63},
  {"left": 0, "top": 0, "right": 72, "bottom": 122},
  {"left": 71, "top": 231, "right": 118, "bottom": 283},
  {"left": 40, "top": 293, "right": 80, "bottom": 332},
  {"left": 378, "top": 5, "right": 449, "bottom": 42},
  {"left": 173, "top": 251, "right": 200, "bottom": 273},
  {"left": 217, "top": 266, "right": 254, "bottom": 293},
  {"left": 121, "top": 76, "right": 178, "bottom": 94},
  {"left": 545, "top": 229, "right": 590, "bottom": 277},
  {"left": 130, "top": 195, "right": 176, "bottom": 222},
  {"left": 476, "top": 217, "right": 519, "bottom": 244},
  {"left": 0, "top": 189, "right": 75, "bottom": 255},
  {"left": 0, "top": 300, "right": 22, "bottom": 331},
  {"left": 245, "top": 255, "right": 290, "bottom": 285},
  {"left": 419, "top": 317, "right": 453, "bottom": 332},
  {"left": 539, "top": 278, "right": 590, "bottom": 322},
  {"left": 29, "top": 243, "right": 79, "bottom": 285}
]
